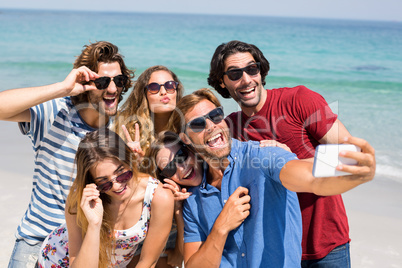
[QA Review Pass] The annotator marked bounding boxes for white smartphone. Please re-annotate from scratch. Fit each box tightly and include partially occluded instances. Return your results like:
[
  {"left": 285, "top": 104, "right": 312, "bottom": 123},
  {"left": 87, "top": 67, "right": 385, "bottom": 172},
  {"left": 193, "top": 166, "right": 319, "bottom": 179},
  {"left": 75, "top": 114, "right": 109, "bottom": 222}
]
[{"left": 312, "top": 144, "right": 361, "bottom": 177}]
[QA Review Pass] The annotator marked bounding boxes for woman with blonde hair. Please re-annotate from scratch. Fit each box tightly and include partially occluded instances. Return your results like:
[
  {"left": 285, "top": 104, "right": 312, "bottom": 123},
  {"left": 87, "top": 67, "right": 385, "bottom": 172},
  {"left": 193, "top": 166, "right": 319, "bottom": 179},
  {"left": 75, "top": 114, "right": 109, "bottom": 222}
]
[
  {"left": 114, "top": 65, "right": 184, "bottom": 156},
  {"left": 38, "top": 128, "right": 174, "bottom": 268}
]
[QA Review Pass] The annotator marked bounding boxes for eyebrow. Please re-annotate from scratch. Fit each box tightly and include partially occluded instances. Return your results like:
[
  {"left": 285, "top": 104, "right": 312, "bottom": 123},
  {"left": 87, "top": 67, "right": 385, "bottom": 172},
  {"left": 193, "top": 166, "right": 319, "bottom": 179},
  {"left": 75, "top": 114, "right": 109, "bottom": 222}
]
[
  {"left": 226, "top": 61, "right": 256, "bottom": 71},
  {"left": 94, "top": 164, "right": 124, "bottom": 181}
]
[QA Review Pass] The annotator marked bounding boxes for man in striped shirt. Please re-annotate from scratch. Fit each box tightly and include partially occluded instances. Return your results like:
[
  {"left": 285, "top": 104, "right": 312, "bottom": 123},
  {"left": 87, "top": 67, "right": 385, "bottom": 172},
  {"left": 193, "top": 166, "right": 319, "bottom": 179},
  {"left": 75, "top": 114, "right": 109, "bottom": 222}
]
[{"left": 0, "top": 41, "right": 134, "bottom": 268}]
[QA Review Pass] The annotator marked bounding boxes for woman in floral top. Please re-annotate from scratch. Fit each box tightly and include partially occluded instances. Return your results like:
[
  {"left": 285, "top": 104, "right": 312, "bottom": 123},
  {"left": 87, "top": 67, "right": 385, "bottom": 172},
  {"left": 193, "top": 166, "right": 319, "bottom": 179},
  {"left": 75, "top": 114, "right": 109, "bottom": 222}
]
[{"left": 38, "top": 128, "right": 174, "bottom": 268}]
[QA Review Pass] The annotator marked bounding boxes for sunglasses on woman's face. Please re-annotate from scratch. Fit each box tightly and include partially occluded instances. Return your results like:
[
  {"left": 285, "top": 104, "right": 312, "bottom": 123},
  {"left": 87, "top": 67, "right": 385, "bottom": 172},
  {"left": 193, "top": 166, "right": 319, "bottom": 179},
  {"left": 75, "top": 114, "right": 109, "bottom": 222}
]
[
  {"left": 158, "top": 146, "right": 189, "bottom": 179},
  {"left": 146, "top": 81, "right": 178, "bottom": 94},
  {"left": 94, "top": 74, "right": 128, "bottom": 90},
  {"left": 223, "top": 62, "right": 261, "bottom": 81},
  {"left": 96, "top": 170, "right": 133, "bottom": 193},
  {"left": 185, "top": 106, "right": 224, "bottom": 133}
]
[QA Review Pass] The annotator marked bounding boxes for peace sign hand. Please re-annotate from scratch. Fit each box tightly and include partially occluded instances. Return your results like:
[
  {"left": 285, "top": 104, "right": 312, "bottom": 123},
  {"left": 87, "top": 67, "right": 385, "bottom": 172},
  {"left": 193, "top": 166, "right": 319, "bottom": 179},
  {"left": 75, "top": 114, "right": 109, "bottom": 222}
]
[{"left": 122, "top": 124, "right": 145, "bottom": 158}]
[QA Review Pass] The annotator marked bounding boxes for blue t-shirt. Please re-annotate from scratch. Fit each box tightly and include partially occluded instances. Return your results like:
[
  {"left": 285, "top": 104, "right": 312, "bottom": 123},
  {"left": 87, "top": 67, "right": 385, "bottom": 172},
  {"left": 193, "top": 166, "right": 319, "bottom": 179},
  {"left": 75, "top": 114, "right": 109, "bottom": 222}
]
[
  {"left": 17, "top": 97, "right": 102, "bottom": 245},
  {"left": 183, "top": 139, "right": 302, "bottom": 267}
]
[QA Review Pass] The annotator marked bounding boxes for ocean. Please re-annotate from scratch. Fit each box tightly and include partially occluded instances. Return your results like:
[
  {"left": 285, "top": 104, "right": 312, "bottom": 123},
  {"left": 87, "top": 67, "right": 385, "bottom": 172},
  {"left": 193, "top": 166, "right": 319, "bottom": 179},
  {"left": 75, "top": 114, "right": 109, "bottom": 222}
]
[{"left": 0, "top": 9, "right": 401, "bottom": 182}]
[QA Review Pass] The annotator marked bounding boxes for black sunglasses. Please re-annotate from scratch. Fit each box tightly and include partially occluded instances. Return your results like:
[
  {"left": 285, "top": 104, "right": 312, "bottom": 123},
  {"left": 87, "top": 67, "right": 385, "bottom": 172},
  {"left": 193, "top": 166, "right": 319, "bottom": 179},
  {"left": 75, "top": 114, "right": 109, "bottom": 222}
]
[
  {"left": 223, "top": 62, "right": 261, "bottom": 81},
  {"left": 185, "top": 106, "right": 224, "bottom": 133},
  {"left": 158, "top": 146, "right": 189, "bottom": 179},
  {"left": 96, "top": 170, "right": 133, "bottom": 193},
  {"left": 146, "top": 81, "right": 178, "bottom": 94},
  {"left": 94, "top": 74, "right": 128, "bottom": 90}
]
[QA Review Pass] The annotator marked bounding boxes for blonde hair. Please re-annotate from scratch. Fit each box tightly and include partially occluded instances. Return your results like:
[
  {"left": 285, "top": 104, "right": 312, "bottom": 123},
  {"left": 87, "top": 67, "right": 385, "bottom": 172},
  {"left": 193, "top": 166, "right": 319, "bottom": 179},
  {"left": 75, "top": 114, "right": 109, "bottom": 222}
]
[
  {"left": 67, "top": 128, "right": 138, "bottom": 268},
  {"left": 168, "top": 88, "right": 222, "bottom": 134},
  {"left": 114, "top": 65, "right": 184, "bottom": 154}
]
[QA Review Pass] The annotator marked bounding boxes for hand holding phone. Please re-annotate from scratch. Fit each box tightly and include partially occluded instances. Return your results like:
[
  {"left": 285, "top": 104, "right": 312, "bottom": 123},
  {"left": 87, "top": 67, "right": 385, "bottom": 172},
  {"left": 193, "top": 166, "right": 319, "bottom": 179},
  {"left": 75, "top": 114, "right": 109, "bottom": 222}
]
[{"left": 312, "top": 144, "right": 361, "bottom": 177}]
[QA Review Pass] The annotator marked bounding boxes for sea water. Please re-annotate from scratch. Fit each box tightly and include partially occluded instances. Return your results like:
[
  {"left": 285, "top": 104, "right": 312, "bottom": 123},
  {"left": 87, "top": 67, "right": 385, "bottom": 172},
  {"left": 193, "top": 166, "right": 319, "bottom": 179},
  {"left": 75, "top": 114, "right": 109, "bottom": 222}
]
[{"left": 0, "top": 9, "right": 401, "bottom": 182}]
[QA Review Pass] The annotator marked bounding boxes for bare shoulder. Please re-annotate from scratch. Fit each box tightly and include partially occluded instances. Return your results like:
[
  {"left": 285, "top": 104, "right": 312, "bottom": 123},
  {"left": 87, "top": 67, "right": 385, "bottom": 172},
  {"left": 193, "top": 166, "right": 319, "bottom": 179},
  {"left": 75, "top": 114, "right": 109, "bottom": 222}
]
[{"left": 152, "top": 182, "right": 174, "bottom": 209}]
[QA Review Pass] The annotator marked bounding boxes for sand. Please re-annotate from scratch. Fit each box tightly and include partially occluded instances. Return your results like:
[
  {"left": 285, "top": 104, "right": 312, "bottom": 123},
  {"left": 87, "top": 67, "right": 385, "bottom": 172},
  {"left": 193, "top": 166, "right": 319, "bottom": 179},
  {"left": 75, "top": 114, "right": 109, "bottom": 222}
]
[{"left": 0, "top": 120, "right": 401, "bottom": 267}]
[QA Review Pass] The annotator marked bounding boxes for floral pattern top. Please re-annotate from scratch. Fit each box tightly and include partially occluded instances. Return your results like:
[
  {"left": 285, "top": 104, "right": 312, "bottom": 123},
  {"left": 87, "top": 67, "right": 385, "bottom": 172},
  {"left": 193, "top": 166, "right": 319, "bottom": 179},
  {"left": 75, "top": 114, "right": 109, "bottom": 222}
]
[{"left": 38, "top": 177, "right": 159, "bottom": 268}]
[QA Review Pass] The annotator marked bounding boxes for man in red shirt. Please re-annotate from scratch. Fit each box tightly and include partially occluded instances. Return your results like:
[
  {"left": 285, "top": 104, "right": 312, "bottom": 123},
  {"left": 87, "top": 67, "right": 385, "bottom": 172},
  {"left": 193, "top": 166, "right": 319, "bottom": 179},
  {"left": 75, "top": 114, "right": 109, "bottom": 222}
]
[{"left": 207, "top": 40, "right": 370, "bottom": 267}]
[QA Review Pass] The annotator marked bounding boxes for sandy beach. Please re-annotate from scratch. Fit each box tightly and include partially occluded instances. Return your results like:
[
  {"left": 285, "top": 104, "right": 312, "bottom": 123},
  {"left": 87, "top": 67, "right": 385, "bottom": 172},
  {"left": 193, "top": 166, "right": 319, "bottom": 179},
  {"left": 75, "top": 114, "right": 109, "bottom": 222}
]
[{"left": 0, "top": 120, "right": 401, "bottom": 267}]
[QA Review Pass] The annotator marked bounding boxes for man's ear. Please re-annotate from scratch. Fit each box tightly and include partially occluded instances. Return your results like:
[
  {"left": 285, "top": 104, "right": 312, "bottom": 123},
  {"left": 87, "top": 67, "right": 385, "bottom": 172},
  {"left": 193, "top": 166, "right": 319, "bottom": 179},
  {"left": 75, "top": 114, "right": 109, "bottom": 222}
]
[
  {"left": 179, "top": 132, "right": 191, "bottom": 145},
  {"left": 219, "top": 78, "right": 226, "bottom": 89}
]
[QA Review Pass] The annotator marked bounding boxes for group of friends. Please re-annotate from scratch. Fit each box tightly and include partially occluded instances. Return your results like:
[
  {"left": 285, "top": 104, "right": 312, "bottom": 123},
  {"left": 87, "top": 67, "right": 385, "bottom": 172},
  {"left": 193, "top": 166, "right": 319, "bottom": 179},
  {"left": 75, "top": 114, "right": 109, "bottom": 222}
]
[{"left": 0, "top": 40, "right": 376, "bottom": 268}]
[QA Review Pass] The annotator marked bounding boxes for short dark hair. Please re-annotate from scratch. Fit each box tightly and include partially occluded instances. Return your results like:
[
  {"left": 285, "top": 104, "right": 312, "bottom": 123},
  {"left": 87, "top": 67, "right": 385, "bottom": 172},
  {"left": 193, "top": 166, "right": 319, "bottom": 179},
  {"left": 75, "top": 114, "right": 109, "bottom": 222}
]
[{"left": 207, "top": 40, "right": 270, "bottom": 98}]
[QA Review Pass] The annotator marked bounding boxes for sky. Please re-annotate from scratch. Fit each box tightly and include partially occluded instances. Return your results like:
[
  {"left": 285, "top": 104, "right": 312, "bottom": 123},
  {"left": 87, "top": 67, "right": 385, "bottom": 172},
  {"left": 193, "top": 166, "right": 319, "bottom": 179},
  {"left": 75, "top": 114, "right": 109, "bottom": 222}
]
[{"left": 0, "top": 0, "right": 401, "bottom": 22}]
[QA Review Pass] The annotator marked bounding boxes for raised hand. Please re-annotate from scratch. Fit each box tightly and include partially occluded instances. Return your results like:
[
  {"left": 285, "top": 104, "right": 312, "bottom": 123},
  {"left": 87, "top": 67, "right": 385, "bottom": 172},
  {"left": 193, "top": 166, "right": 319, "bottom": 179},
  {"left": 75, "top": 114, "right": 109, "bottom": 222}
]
[
  {"left": 60, "top": 66, "right": 99, "bottom": 96},
  {"left": 122, "top": 123, "right": 145, "bottom": 158},
  {"left": 80, "top": 184, "right": 103, "bottom": 227},
  {"left": 214, "top": 187, "right": 250, "bottom": 234},
  {"left": 163, "top": 178, "right": 192, "bottom": 203},
  {"left": 337, "top": 136, "right": 376, "bottom": 181},
  {"left": 259, "top": 139, "right": 292, "bottom": 153}
]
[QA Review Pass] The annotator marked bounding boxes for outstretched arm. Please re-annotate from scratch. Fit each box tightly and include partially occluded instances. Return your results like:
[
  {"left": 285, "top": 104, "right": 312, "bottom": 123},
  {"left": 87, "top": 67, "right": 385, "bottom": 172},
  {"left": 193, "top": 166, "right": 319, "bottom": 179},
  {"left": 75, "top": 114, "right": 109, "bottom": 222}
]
[
  {"left": 280, "top": 136, "right": 376, "bottom": 196},
  {"left": 0, "top": 66, "right": 99, "bottom": 122},
  {"left": 319, "top": 119, "right": 352, "bottom": 144},
  {"left": 184, "top": 187, "right": 250, "bottom": 268}
]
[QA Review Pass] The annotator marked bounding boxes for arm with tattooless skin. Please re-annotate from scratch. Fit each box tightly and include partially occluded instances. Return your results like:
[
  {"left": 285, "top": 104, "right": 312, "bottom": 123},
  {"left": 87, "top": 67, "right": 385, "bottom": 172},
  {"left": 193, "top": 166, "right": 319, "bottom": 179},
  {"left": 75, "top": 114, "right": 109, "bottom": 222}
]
[
  {"left": 67, "top": 184, "right": 103, "bottom": 268},
  {"left": 0, "top": 66, "right": 99, "bottom": 122}
]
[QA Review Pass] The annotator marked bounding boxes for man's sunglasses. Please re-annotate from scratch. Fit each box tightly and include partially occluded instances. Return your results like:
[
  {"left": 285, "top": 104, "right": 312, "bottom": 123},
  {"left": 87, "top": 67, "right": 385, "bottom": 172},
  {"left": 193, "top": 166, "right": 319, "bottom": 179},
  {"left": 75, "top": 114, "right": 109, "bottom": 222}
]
[
  {"left": 146, "top": 81, "right": 179, "bottom": 94},
  {"left": 223, "top": 62, "right": 261, "bottom": 81},
  {"left": 185, "top": 106, "right": 224, "bottom": 133},
  {"left": 96, "top": 170, "right": 133, "bottom": 193},
  {"left": 94, "top": 74, "right": 128, "bottom": 90},
  {"left": 158, "top": 146, "right": 189, "bottom": 179}
]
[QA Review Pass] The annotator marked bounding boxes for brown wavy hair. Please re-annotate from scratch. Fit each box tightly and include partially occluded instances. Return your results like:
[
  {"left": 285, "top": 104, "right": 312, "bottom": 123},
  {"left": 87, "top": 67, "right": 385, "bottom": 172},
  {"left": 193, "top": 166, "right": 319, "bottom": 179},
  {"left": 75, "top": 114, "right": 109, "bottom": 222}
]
[
  {"left": 72, "top": 41, "right": 134, "bottom": 105},
  {"left": 67, "top": 128, "right": 138, "bottom": 268}
]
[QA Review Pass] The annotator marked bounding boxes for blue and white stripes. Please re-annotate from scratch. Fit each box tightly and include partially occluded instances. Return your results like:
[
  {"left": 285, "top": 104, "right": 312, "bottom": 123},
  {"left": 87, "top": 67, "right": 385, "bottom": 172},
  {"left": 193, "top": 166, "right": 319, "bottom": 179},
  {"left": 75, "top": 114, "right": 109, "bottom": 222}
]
[{"left": 17, "top": 97, "right": 97, "bottom": 245}]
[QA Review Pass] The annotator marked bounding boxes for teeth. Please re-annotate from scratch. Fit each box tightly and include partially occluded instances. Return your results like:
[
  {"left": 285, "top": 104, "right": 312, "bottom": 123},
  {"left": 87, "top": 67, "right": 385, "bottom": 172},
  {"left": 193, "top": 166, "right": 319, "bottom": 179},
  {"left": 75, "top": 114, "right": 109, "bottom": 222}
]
[
  {"left": 208, "top": 133, "right": 221, "bottom": 143},
  {"left": 184, "top": 168, "right": 192, "bottom": 178},
  {"left": 115, "top": 187, "right": 125, "bottom": 193},
  {"left": 240, "top": 87, "right": 255, "bottom": 94}
]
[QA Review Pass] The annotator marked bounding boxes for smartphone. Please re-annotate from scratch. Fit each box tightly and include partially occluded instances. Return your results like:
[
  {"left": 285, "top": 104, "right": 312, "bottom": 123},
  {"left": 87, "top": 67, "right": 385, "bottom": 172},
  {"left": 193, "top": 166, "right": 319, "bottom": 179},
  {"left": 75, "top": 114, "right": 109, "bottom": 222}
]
[{"left": 312, "top": 144, "right": 361, "bottom": 177}]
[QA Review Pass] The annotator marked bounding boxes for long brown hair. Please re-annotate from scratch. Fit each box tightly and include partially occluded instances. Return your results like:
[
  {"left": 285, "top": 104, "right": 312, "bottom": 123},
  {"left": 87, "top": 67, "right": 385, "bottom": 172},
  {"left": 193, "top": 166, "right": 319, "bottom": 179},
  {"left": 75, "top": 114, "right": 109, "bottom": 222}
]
[{"left": 67, "top": 128, "right": 138, "bottom": 268}]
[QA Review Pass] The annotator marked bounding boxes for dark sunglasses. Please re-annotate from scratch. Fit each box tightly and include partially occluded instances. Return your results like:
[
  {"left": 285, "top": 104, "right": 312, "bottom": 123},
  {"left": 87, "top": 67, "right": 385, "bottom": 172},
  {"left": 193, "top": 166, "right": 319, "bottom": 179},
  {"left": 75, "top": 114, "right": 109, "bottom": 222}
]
[
  {"left": 158, "top": 146, "right": 189, "bottom": 179},
  {"left": 96, "top": 170, "right": 133, "bottom": 193},
  {"left": 94, "top": 74, "right": 128, "bottom": 90},
  {"left": 146, "top": 81, "right": 178, "bottom": 94},
  {"left": 185, "top": 106, "right": 224, "bottom": 133},
  {"left": 223, "top": 62, "right": 261, "bottom": 81}
]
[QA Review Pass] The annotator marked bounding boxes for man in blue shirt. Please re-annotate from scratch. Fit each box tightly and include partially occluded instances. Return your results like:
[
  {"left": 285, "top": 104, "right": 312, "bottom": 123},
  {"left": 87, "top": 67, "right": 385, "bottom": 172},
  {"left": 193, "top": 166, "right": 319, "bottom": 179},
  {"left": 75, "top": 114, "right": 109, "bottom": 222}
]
[{"left": 169, "top": 88, "right": 376, "bottom": 267}]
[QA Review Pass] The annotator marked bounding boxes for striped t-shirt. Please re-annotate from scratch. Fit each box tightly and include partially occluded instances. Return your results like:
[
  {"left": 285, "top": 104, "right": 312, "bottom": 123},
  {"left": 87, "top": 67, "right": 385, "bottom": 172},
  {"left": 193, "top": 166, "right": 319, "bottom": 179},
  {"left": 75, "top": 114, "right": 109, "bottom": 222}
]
[{"left": 17, "top": 97, "right": 103, "bottom": 245}]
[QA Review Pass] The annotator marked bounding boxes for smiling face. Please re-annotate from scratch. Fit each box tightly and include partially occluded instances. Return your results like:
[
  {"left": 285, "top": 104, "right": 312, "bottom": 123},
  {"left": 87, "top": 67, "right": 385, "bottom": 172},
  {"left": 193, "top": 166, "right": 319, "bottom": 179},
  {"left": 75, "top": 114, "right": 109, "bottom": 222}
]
[
  {"left": 182, "top": 100, "right": 231, "bottom": 162},
  {"left": 220, "top": 52, "right": 267, "bottom": 115},
  {"left": 156, "top": 143, "right": 203, "bottom": 187},
  {"left": 146, "top": 70, "right": 178, "bottom": 115},
  {"left": 87, "top": 61, "right": 124, "bottom": 117},
  {"left": 91, "top": 158, "right": 134, "bottom": 200}
]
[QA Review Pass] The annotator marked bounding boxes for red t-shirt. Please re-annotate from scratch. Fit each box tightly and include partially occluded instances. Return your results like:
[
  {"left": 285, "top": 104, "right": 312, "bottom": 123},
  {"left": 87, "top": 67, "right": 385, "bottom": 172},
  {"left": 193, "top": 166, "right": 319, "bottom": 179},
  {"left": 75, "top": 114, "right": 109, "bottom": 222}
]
[{"left": 226, "top": 86, "right": 350, "bottom": 260}]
